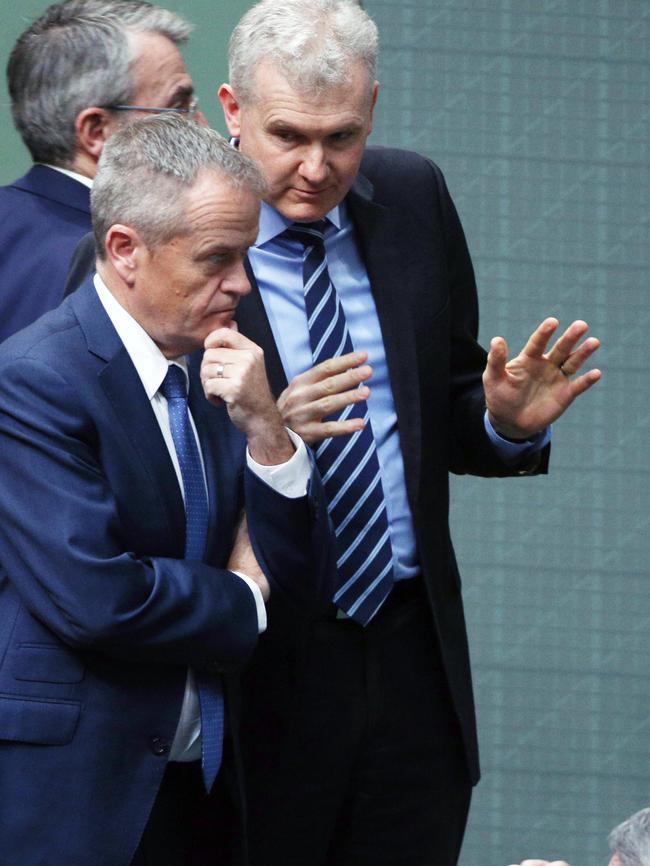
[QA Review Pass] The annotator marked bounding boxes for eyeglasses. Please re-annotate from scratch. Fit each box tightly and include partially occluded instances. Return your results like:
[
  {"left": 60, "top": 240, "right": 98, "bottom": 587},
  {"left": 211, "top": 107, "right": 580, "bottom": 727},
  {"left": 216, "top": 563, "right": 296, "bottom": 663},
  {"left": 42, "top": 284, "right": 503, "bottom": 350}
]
[{"left": 101, "top": 98, "right": 200, "bottom": 115}]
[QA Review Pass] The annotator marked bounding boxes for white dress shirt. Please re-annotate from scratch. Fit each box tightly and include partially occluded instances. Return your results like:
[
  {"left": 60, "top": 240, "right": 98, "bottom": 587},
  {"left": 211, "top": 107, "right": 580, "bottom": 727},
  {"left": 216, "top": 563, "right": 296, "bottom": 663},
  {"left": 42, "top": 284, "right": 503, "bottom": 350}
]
[{"left": 94, "top": 274, "right": 311, "bottom": 760}]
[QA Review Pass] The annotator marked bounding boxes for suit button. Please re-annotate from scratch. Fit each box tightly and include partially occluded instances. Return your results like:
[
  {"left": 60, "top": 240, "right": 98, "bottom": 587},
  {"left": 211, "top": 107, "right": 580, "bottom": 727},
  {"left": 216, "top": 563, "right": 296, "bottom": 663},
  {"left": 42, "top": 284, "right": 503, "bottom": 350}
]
[{"left": 150, "top": 736, "right": 170, "bottom": 756}]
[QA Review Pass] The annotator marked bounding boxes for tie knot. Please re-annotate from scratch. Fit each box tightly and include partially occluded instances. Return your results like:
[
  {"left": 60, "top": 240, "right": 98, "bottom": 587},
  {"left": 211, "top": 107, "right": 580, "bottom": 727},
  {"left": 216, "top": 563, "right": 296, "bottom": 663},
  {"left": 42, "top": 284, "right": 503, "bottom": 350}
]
[
  {"left": 283, "top": 219, "right": 329, "bottom": 247},
  {"left": 160, "top": 364, "right": 187, "bottom": 402}
]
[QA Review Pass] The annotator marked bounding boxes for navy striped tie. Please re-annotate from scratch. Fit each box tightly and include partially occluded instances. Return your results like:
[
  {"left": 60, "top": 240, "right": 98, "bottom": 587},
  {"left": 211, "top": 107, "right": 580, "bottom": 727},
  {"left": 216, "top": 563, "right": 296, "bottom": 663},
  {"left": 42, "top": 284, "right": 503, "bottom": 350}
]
[
  {"left": 283, "top": 221, "right": 394, "bottom": 625},
  {"left": 161, "top": 364, "right": 224, "bottom": 792}
]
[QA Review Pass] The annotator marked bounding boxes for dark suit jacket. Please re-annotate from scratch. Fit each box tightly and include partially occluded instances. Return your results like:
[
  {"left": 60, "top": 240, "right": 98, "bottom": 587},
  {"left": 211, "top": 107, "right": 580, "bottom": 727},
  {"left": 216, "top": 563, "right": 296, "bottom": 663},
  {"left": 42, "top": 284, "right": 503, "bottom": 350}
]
[
  {"left": 0, "top": 164, "right": 91, "bottom": 342},
  {"left": 235, "top": 146, "right": 550, "bottom": 786},
  {"left": 0, "top": 280, "right": 333, "bottom": 866},
  {"left": 61, "top": 147, "right": 550, "bottom": 786}
]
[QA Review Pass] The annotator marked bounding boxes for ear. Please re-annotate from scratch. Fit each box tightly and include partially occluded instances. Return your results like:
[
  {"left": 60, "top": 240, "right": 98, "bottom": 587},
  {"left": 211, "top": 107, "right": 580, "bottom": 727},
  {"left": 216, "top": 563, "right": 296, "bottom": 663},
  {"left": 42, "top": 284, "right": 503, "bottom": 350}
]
[
  {"left": 218, "top": 83, "right": 242, "bottom": 137},
  {"left": 75, "top": 107, "right": 118, "bottom": 163},
  {"left": 104, "top": 224, "right": 145, "bottom": 287},
  {"left": 367, "top": 81, "right": 379, "bottom": 134}
]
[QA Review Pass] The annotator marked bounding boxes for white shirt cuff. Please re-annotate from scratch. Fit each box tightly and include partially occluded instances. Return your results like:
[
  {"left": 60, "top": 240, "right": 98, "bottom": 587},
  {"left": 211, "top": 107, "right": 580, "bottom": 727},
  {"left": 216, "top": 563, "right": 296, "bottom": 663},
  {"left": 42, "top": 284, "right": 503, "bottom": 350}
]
[
  {"left": 246, "top": 428, "right": 310, "bottom": 499},
  {"left": 231, "top": 571, "right": 267, "bottom": 633}
]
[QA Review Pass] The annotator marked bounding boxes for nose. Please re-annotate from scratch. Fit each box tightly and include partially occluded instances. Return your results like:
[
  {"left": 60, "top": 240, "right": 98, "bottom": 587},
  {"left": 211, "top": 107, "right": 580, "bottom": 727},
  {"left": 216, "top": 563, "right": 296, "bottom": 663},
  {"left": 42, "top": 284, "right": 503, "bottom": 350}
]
[
  {"left": 299, "top": 145, "right": 328, "bottom": 185},
  {"left": 223, "top": 259, "right": 252, "bottom": 299}
]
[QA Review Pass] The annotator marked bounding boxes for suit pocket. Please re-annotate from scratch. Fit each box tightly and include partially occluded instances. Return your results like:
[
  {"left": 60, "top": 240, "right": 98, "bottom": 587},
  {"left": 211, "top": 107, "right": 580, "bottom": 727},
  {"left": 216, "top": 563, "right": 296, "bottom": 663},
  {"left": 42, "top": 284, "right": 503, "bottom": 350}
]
[
  {"left": 12, "top": 643, "right": 85, "bottom": 684},
  {"left": 0, "top": 693, "right": 80, "bottom": 745}
]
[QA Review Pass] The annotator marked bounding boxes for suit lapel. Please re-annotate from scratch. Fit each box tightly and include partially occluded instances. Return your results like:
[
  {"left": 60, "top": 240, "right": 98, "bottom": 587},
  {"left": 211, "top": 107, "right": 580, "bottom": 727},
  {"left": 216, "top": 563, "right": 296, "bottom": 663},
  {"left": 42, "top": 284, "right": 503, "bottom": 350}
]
[
  {"left": 347, "top": 176, "right": 422, "bottom": 508},
  {"left": 71, "top": 282, "right": 186, "bottom": 552}
]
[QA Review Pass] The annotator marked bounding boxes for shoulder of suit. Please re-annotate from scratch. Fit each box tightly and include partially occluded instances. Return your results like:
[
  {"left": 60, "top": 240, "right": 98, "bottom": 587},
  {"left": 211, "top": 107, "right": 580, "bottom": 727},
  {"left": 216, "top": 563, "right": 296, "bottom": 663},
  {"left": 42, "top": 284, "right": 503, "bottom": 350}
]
[
  {"left": 0, "top": 298, "right": 81, "bottom": 368},
  {"left": 360, "top": 145, "right": 443, "bottom": 182},
  {"left": 356, "top": 145, "right": 450, "bottom": 210}
]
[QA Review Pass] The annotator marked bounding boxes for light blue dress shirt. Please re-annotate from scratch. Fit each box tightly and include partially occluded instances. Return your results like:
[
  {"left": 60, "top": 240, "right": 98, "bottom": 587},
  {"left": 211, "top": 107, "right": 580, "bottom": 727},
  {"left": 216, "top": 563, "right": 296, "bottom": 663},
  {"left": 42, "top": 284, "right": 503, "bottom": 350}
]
[{"left": 247, "top": 201, "right": 550, "bottom": 581}]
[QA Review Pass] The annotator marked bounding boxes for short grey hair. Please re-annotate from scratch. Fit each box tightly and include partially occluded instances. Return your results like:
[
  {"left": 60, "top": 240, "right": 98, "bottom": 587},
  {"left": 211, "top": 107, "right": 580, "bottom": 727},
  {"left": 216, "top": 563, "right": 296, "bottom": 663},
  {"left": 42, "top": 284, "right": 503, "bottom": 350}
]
[
  {"left": 7, "top": 0, "right": 192, "bottom": 167},
  {"left": 228, "top": 0, "right": 378, "bottom": 105},
  {"left": 609, "top": 808, "right": 650, "bottom": 866},
  {"left": 91, "top": 114, "right": 267, "bottom": 258}
]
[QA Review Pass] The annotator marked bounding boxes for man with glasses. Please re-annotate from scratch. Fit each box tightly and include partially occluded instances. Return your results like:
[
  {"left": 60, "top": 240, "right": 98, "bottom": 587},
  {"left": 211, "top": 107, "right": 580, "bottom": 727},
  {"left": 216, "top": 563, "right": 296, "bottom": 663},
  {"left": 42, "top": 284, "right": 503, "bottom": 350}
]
[{"left": 0, "top": 0, "right": 204, "bottom": 342}]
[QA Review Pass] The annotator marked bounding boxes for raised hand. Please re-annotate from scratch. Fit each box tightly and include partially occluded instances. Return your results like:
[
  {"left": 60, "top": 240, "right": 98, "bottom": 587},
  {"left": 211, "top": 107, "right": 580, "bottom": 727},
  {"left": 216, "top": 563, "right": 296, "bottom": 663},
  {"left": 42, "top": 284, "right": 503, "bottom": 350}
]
[
  {"left": 202, "top": 326, "right": 294, "bottom": 466},
  {"left": 484, "top": 318, "right": 601, "bottom": 440},
  {"left": 277, "top": 350, "right": 372, "bottom": 445}
]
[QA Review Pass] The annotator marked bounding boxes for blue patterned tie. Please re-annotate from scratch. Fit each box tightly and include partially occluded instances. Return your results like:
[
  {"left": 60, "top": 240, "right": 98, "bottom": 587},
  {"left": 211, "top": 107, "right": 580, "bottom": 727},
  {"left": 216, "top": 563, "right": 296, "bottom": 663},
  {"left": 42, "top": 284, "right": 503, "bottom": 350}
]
[
  {"left": 160, "top": 364, "right": 224, "bottom": 792},
  {"left": 282, "top": 221, "right": 394, "bottom": 625}
]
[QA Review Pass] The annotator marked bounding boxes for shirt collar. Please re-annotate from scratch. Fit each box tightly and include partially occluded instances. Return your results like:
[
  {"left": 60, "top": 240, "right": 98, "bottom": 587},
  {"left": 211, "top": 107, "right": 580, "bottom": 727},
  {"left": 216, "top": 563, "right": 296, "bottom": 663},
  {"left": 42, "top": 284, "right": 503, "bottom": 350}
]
[
  {"left": 41, "top": 164, "right": 93, "bottom": 189},
  {"left": 255, "top": 200, "right": 345, "bottom": 247},
  {"left": 93, "top": 273, "right": 188, "bottom": 400}
]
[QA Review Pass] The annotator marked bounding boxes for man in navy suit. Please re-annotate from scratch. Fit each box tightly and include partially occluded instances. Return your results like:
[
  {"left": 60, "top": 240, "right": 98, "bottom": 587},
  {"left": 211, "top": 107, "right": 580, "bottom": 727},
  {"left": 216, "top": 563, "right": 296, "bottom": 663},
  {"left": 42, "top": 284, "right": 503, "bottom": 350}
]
[
  {"left": 0, "top": 0, "right": 206, "bottom": 342},
  {"left": 211, "top": 2, "right": 603, "bottom": 865},
  {"left": 0, "top": 115, "right": 333, "bottom": 866}
]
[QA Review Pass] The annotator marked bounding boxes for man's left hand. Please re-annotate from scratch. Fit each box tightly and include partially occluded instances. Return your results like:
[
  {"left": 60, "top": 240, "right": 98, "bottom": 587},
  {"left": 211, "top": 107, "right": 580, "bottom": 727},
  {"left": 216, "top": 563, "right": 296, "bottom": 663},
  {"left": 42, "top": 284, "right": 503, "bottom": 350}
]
[{"left": 484, "top": 317, "right": 601, "bottom": 440}]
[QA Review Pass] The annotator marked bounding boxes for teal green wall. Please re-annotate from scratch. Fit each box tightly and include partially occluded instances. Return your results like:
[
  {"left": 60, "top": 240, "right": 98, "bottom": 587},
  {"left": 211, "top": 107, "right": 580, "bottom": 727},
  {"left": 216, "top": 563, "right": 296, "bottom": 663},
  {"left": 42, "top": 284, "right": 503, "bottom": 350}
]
[
  {"left": 0, "top": 0, "right": 250, "bottom": 183},
  {"left": 2, "top": 3, "right": 649, "bottom": 866},
  {"left": 364, "top": 2, "right": 649, "bottom": 864}
]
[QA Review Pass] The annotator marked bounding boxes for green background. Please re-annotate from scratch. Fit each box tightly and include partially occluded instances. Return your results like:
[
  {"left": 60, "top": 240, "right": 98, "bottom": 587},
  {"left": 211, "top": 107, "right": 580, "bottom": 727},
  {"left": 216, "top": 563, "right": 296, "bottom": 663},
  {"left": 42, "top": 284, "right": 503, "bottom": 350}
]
[{"left": 2, "top": 3, "right": 649, "bottom": 865}]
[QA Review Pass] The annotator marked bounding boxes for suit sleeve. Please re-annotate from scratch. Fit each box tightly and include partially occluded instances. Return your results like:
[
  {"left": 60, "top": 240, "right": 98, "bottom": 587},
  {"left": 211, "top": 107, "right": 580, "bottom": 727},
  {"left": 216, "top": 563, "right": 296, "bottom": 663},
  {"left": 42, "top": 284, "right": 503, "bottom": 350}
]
[
  {"left": 0, "top": 356, "right": 259, "bottom": 671},
  {"left": 431, "top": 160, "right": 550, "bottom": 477}
]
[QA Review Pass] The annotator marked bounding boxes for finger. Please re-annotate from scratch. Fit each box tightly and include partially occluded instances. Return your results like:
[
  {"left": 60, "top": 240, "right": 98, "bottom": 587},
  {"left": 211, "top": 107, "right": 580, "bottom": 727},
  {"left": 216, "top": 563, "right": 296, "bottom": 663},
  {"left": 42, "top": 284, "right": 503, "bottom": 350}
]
[
  {"left": 297, "top": 351, "right": 369, "bottom": 386},
  {"left": 286, "top": 366, "right": 372, "bottom": 408},
  {"left": 567, "top": 367, "right": 602, "bottom": 396},
  {"left": 202, "top": 347, "right": 255, "bottom": 371},
  {"left": 555, "top": 336, "right": 600, "bottom": 376},
  {"left": 545, "top": 320, "right": 590, "bottom": 367},
  {"left": 306, "top": 417, "right": 367, "bottom": 441},
  {"left": 520, "top": 317, "right": 560, "bottom": 359},
  {"left": 204, "top": 327, "right": 258, "bottom": 351},
  {"left": 483, "top": 336, "right": 509, "bottom": 384}
]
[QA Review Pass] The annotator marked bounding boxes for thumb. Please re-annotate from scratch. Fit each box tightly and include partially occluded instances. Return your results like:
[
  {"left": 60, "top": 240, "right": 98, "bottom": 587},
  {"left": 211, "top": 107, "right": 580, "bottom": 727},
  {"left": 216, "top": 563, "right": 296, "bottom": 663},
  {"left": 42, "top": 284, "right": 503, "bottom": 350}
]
[{"left": 483, "top": 336, "right": 508, "bottom": 384}]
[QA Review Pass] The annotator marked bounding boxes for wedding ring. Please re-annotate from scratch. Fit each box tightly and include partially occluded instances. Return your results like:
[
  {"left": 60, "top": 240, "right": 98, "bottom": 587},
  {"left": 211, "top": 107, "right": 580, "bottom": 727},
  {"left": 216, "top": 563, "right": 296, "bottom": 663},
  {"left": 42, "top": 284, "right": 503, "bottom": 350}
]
[
  {"left": 216, "top": 363, "right": 225, "bottom": 378},
  {"left": 560, "top": 365, "right": 570, "bottom": 377}
]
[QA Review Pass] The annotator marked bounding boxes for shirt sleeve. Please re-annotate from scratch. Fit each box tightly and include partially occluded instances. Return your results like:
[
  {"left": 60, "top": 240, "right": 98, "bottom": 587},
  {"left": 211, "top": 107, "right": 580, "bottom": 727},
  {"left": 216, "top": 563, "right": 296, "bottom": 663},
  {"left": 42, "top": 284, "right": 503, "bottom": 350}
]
[
  {"left": 484, "top": 411, "right": 552, "bottom": 465},
  {"left": 245, "top": 427, "right": 311, "bottom": 498},
  {"left": 230, "top": 571, "right": 267, "bottom": 633}
]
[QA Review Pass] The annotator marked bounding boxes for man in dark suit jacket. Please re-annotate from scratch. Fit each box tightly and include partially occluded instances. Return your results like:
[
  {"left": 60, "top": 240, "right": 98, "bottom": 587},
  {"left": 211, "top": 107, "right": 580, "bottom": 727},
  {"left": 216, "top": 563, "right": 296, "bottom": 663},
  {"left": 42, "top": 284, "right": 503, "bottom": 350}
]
[
  {"left": 0, "top": 0, "right": 206, "bottom": 342},
  {"left": 0, "top": 115, "right": 333, "bottom": 866},
  {"left": 211, "top": 3, "right": 602, "bottom": 866}
]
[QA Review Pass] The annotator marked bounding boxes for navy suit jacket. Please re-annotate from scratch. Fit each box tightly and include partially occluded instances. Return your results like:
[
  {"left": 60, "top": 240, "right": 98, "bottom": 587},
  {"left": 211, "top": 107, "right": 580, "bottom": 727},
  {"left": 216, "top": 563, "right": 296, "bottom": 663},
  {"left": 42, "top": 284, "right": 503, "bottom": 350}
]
[
  {"left": 235, "top": 147, "right": 550, "bottom": 787},
  {"left": 0, "top": 280, "right": 333, "bottom": 866},
  {"left": 0, "top": 164, "right": 91, "bottom": 342}
]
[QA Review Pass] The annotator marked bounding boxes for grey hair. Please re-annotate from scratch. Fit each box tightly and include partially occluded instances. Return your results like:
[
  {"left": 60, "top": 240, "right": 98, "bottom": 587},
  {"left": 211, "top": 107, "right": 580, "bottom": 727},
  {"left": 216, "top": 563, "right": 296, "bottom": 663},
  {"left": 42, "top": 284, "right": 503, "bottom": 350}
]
[
  {"left": 228, "top": 0, "right": 378, "bottom": 105},
  {"left": 609, "top": 808, "right": 650, "bottom": 866},
  {"left": 91, "top": 114, "right": 267, "bottom": 258},
  {"left": 7, "top": 0, "right": 192, "bottom": 167}
]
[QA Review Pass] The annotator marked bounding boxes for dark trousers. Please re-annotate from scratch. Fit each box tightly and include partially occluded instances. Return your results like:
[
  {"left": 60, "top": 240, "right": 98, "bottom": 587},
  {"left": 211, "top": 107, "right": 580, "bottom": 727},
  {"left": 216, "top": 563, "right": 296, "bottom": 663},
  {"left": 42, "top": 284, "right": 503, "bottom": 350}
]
[
  {"left": 244, "top": 580, "right": 472, "bottom": 866},
  {"left": 131, "top": 748, "right": 242, "bottom": 866}
]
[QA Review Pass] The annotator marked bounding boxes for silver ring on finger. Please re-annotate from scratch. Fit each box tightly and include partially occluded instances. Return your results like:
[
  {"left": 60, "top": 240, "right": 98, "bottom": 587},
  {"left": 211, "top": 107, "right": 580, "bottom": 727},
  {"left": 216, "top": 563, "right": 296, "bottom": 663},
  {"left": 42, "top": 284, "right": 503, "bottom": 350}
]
[
  {"left": 216, "top": 363, "right": 225, "bottom": 378},
  {"left": 559, "top": 364, "right": 570, "bottom": 377}
]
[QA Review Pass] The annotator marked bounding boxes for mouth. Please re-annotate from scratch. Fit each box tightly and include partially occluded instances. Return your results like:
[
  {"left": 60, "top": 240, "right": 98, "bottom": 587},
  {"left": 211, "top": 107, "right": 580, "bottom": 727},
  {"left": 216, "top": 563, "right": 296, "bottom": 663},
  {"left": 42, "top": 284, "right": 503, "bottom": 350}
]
[{"left": 292, "top": 187, "right": 330, "bottom": 197}]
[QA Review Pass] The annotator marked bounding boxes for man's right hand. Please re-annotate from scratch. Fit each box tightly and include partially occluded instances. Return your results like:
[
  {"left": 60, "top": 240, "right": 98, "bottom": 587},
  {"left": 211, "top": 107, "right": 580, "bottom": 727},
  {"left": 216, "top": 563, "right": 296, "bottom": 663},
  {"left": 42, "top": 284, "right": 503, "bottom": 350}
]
[{"left": 278, "top": 350, "right": 373, "bottom": 445}]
